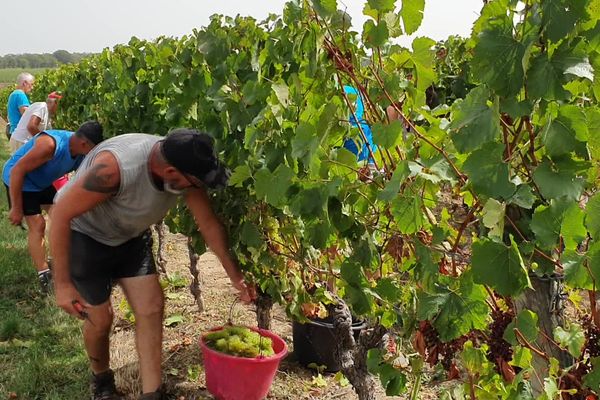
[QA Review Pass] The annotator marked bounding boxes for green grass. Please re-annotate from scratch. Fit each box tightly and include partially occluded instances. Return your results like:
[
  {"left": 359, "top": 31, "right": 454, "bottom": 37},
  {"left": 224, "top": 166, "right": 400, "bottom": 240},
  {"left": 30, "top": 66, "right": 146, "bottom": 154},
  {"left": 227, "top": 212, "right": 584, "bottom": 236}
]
[
  {"left": 0, "top": 131, "right": 89, "bottom": 399},
  {"left": 0, "top": 68, "right": 50, "bottom": 84}
]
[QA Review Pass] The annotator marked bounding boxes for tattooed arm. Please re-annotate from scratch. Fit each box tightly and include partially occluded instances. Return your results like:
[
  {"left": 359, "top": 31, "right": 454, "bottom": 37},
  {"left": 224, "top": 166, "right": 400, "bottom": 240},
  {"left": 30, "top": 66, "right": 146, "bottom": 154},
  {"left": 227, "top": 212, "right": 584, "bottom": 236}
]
[{"left": 49, "top": 151, "right": 120, "bottom": 317}]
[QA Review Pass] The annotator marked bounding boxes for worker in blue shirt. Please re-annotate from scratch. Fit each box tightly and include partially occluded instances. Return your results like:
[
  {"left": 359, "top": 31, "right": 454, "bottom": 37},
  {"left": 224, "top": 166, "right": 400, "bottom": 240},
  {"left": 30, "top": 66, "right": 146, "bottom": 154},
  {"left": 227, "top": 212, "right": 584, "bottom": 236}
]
[{"left": 6, "top": 72, "right": 34, "bottom": 137}]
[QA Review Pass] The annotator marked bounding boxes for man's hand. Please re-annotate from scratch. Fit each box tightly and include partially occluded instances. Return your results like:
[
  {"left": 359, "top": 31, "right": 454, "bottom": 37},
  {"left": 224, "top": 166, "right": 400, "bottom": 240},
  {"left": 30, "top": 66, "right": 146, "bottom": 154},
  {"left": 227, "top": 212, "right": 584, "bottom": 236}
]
[
  {"left": 54, "top": 283, "right": 90, "bottom": 319},
  {"left": 231, "top": 278, "right": 257, "bottom": 304},
  {"left": 8, "top": 207, "right": 23, "bottom": 226}
]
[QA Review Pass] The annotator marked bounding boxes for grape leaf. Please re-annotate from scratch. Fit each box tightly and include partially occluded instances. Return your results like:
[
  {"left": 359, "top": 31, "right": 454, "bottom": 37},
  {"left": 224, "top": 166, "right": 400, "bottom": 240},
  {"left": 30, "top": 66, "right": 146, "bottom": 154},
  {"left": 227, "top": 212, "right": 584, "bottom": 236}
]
[
  {"left": 254, "top": 165, "right": 294, "bottom": 207},
  {"left": 531, "top": 200, "right": 570, "bottom": 249},
  {"left": 311, "top": 0, "right": 338, "bottom": 17},
  {"left": 240, "top": 221, "right": 264, "bottom": 249},
  {"left": 390, "top": 195, "right": 424, "bottom": 234},
  {"left": 561, "top": 203, "right": 587, "bottom": 250},
  {"left": 229, "top": 165, "right": 251, "bottom": 187},
  {"left": 554, "top": 325, "right": 585, "bottom": 358},
  {"left": 586, "top": 193, "right": 600, "bottom": 241},
  {"left": 542, "top": 105, "right": 588, "bottom": 157},
  {"left": 562, "top": 251, "right": 594, "bottom": 290},
  {"left": 417, "top": 274, "right": 489, "bottom": 341},
  {"left": 482, "top": 198, "right": 505, "bottom": 240},
  {"left": 472, "top": 19, "right": 525, "bottom": 97},
  {"left": 372, "top": 120, "right": 404, "bottom": 149},
  {"left": 584, "top": 357, "right": 600, "bottom": 390},
  {"left": 504, "top": 310, "right": 539, "bottom": 346},
  {"left": 362, "top": 20, "right": 389, "bottom": 48},
  {"left": 377, "top": 161, "right": 409, "bottom": 201},
  {"left": 400, "top": 0, "right": 424, "bottom": 35},
  {"left": 542, "top": 0, "right": 588, "bottom": 43},
  {"left": 463, "top": 142, "right": 517, "bottom": 200},
  {"left": 292, "top": 122, "right": 319, "bottom": 161},
  {"left": 164, "top": 314, "right": 184, "bottom": 327},
  {"left": 533, "top": 158, "right": 586, "bottom": 201},
  {"left": 411, "top": 37, "right": 437, "bottom": 92},
  {"left": 450, "top": 87, "right": 501, "bottom": 153},
  {"left": 379, "top": 364, "right": 407, "bottom": 396},
  {"left": 472, "top": 237, "right": 531, "bottom": 297}
]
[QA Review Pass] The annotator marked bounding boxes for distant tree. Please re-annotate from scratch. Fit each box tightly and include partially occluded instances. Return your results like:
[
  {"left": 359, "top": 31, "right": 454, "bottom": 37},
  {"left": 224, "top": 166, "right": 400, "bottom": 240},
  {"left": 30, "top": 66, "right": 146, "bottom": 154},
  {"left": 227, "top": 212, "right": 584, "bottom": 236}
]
[
  {"left": 52, "top": 50, "right": 75, "bottom": 64},
  {"left": 0, "top": 51, "right": 91, "bottom": 69},
  {"left": 42, "top": 54, "right": 59, "bottom": 67}
]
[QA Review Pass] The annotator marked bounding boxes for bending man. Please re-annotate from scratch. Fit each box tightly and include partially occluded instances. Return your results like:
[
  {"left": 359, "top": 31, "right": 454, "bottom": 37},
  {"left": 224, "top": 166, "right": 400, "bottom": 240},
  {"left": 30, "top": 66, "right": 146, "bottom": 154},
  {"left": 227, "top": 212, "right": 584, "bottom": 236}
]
[
  {"left": 9, "top": 91, "right": 62, "bottom": 154},
  {"left": 50, "top": 129, "right": 256, "bottom": 400},
  {"left": 3, "top": 121, "right": 104, "bottom": 292}
]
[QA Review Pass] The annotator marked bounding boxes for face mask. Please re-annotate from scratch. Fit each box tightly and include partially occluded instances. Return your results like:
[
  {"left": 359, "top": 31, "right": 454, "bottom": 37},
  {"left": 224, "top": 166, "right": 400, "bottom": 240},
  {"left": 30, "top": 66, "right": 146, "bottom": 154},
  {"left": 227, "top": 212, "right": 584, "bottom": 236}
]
[{"left": 163, "top": 181, "right": 184, "bottom": 195}]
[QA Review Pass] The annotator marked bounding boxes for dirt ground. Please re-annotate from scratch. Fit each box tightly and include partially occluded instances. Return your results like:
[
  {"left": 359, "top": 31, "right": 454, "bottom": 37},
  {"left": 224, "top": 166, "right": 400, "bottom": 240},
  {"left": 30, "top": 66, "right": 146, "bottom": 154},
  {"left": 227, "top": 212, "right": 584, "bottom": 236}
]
[{"left": 108, "top": 231, "right": 455, "bottom": 400}]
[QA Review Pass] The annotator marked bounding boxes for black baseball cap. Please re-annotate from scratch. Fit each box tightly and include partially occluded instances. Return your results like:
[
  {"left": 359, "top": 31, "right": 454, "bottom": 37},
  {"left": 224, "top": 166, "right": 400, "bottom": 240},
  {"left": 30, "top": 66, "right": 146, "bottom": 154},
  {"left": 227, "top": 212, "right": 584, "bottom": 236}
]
[
  {"left": 75, "top": 121, "right": 104, "bottom": 145},
  {"left": 161, "top": 129, "right": 230, "bottom": 189}
]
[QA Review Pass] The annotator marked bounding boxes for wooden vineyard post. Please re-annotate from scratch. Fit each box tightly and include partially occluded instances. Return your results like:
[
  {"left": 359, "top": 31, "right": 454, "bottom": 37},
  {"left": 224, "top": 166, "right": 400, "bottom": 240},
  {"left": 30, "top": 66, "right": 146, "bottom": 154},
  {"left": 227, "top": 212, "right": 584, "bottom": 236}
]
[
  {"left": 331, "top": 297, "right": 387, "bottom": 400},
  {"left": 256, "top": 294, "right": 273, "bottom": 330},
  {"left": 514, "top": 274, "right": 572, "bottom": 395}
]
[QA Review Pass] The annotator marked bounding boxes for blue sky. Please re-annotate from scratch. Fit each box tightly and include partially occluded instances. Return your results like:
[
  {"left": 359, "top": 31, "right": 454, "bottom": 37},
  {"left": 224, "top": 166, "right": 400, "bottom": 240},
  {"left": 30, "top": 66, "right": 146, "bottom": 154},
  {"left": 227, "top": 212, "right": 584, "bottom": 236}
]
[{"left": 0, "top": 0, "right": 482, "bottom": 55}]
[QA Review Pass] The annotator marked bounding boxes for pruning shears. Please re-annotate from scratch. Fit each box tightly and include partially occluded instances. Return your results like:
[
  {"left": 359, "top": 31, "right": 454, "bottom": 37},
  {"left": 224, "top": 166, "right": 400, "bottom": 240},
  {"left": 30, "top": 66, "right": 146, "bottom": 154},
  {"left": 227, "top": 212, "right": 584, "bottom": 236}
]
[{"left": 72, "top": 300, "right": 95, "bottom": 326}]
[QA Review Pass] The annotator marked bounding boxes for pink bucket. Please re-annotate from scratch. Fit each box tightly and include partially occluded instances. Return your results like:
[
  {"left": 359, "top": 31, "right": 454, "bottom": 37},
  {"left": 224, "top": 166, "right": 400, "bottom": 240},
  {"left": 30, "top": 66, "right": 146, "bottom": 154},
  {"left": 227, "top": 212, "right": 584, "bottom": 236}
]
[
  {"left": 52, "top": 175, "right": 69, "bottom": 190},
  {"left": 200, "top": 327, "right": 287, "bottom": 400}
]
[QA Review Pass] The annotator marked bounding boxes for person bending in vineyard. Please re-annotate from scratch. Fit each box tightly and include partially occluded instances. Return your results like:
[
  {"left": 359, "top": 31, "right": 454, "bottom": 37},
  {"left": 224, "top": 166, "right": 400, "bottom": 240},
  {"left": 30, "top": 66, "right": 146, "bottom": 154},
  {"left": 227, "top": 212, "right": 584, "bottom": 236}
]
[
  {"left": 9, "top": 91, "right": 62, "bottom": 154},
  {"left": 2, "top": 121, "right": 104, "bottom": 293},
  {"left": 49, "top": 129, "right": 256, "bottom": 400}
]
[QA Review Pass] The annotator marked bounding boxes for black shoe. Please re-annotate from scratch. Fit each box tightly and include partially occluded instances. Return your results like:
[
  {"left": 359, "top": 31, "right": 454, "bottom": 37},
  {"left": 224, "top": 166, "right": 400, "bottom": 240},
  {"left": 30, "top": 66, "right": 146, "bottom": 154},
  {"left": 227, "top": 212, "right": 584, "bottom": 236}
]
[
  {"left": 139, "top": 385, "right": 167, "bottom": 400},
  {"left": 38, "top": 270, "right": 53, "bottom": 294},
  {"left": 91, "top": 369, "right": 123, "bottom": 400}
]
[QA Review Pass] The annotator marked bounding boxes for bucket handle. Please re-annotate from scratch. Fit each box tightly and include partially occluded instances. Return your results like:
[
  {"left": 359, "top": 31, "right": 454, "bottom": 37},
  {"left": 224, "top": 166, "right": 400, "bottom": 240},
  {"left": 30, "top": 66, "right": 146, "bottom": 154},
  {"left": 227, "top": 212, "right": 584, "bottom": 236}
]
[{"left": 226, "top": 298, "right": 268, "bottom": 358}]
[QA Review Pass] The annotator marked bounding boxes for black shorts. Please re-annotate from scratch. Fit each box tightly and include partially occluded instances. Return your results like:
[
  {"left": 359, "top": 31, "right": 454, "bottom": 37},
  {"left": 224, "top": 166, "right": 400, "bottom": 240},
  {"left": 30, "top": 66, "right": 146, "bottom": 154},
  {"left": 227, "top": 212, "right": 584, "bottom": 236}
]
[
  {"left": 70, "top": 229, "right": 156, "bottom": 305},
  {"left": 5, "top": 184, "right": 56, "bottom": 216}
]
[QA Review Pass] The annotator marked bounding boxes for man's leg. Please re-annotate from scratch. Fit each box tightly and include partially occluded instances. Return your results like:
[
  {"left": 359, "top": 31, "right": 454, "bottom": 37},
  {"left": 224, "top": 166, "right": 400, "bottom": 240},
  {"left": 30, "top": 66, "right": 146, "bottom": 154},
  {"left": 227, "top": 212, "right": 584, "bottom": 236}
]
[
  {"left": 84, "top": 304, "right": 121, "bottom": 400},
  {"left": 119, "top": 275, "right": 164, "bottom": 393},
  {"left": 41, "top": 205, "right": 53, "bottom": 261},
  {"left": 69, "top": 230, "right": 122, "bottom": 399},
  {"left": 20, "top": 186, "right": 56, "bottom": 274},
  {"left": 24, "top": 214, "right": 48, "bottom": 272},
  {"left": 81, "top": 301, "right": 114, "bottom": 374}
]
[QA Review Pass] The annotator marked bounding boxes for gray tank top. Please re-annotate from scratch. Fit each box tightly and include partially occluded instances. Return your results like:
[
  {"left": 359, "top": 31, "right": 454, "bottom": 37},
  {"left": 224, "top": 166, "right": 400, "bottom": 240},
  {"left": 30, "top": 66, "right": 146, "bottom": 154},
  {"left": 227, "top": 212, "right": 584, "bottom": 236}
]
[{"left": 59, "top": 133, "right": 179, "bottom": 246}]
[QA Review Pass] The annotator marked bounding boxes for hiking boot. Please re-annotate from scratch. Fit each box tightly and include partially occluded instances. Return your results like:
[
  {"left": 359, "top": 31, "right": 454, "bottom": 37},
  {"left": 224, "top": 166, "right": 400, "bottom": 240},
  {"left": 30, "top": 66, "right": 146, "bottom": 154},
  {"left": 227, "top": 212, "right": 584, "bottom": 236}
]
[
  {"left": 138, "top": 385, "right": 167, "bottom": 400},
  {"left": 38, "top": 270, "right": 53, "bottom": 294},
  {"left": 90, "top": 369, "right": 123, "bottom": 400}
]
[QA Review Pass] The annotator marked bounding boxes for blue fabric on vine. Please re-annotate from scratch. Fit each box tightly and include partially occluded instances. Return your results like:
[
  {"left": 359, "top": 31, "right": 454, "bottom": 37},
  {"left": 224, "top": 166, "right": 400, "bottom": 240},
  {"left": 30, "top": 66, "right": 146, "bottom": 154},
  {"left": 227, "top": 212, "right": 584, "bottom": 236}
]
[
  {"left": 7, "top": 89, "right": 30, "bottom": 134},
  {"left": 342, "top": 85, "right": 377, "bottom": 162}
]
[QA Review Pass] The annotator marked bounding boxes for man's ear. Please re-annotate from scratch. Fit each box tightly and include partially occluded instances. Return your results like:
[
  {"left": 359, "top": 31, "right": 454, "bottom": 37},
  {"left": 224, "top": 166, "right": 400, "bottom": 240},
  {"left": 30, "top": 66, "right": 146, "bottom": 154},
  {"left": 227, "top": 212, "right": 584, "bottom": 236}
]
[{"left": 164, "top": 166, "right": 179, "bottom": 177}]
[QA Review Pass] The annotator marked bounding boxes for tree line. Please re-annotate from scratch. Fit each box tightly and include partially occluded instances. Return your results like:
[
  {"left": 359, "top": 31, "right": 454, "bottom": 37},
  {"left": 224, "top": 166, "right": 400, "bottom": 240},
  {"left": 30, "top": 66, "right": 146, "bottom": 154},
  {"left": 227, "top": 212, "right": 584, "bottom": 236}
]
[{"left": 0, "top": 50, "right": 93, "bottom": 69}]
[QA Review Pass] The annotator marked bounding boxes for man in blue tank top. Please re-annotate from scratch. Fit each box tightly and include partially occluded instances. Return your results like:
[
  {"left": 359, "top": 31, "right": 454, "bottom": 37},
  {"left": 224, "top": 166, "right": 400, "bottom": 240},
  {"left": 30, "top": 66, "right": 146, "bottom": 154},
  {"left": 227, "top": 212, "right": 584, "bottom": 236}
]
[
  {"left": 2, "top": 121, "right": 104, "bottom": 293},
  {"left": 49, "top": 129, "right": 255, "bottom": 400}
]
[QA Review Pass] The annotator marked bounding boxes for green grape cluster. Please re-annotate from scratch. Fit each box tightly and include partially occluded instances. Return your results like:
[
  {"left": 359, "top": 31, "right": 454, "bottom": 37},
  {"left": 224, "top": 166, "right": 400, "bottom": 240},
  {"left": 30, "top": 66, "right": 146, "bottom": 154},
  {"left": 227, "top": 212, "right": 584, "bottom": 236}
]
[{"left": 204, "top": 326, "right": 275, "bottom": 358}]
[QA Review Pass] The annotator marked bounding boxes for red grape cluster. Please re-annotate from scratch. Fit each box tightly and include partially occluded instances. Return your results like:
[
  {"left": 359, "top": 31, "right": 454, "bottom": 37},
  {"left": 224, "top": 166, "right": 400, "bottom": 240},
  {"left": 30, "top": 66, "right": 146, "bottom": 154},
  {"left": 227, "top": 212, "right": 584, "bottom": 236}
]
[
  {"left": 582, "top": 316, "right": 600, "bottom": 358},
  {"left": 485, "top": 309, "right": 515, "bottom": 374},
  {"left": 416, "top": 321, "right": 475, "bottom": 377},
  {"left": 418, "top": 320, "right": 442, "bottom": 366},
  {"left": 385, "top": 235, "right": 405, "bottom": 262}
]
